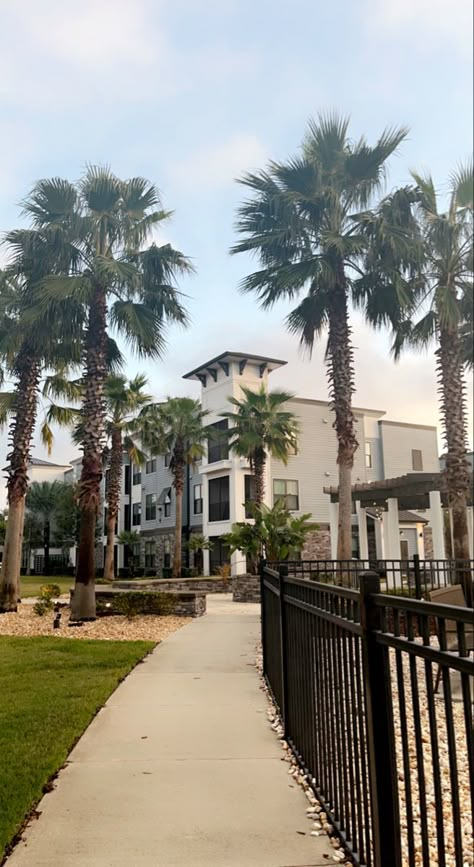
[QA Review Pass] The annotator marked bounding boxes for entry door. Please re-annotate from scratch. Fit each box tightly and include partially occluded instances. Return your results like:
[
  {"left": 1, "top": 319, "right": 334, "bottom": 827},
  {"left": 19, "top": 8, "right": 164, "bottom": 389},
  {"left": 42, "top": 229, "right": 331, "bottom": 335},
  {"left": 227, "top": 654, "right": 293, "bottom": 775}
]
[{"left": 400, "top": 528, "right": 418, "bottom": 559}]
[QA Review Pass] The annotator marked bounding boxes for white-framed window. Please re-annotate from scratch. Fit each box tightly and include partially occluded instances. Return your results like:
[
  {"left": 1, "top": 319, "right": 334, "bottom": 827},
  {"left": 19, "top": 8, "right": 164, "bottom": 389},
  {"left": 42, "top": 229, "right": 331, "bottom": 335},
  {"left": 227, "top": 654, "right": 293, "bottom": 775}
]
[
  {"left": 365, "top": 441, "right": 372, "bottom": 469},
  {"left": 193, "top": 484, "right": 203, "bottom": 514},
  {"left": 273, "top": 479, "right": 299, "bottom": 511}
]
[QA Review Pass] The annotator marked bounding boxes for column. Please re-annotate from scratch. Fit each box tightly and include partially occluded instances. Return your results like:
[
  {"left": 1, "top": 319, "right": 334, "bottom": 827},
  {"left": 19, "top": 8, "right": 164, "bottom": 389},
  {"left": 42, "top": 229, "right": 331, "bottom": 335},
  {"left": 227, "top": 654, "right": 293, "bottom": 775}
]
[
  {"left": 374, "top": 516, "right": 385, "bottom": 559},
  {"left": 356, "top": 501, "right": 369, "bottom": 561},
  {"left": 203, "top": 548, "right": 210, "bottom": 577},
  {"left": 429, "top": 490, "right": 446, "bottom": 560},
  {"left": 386, "top": 498, "right": 401, "bottom": 560},
  {"left": 467, "top": 507, "right": 473, "bottom": 559},
  {"left": 329, "top": 502, "right": 339, "bottom": 559}
]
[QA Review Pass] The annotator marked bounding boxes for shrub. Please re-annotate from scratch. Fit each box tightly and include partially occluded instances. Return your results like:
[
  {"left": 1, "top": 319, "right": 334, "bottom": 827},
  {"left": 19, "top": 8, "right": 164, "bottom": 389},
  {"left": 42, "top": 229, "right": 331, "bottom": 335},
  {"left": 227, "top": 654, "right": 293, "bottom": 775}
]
[
  {"left": 134, "top": 568, "right": 145, "bottom": 578},
  {"left": 162, "top": 567, "right": 173, "bottom": 579},
  {"left": 217, "top": 563, "right": 231, "bottom": 585},
  {"left": 181, "top": 567, "right": 198, "bottom": 578},
  {"left": 118, "top": 568, "right": 129, "bottom": 578},
  {"left": 144, "top": 568, "right": 156, "bottom": 577},
  {"left": 115, "top": 592, "right": 176, "bottom": 619},
  {"left": 33, "top": 598, "right": 53, "bottom": 617},
  {"left": 39, "top": 584, "right": 62, "bottom": 599}
]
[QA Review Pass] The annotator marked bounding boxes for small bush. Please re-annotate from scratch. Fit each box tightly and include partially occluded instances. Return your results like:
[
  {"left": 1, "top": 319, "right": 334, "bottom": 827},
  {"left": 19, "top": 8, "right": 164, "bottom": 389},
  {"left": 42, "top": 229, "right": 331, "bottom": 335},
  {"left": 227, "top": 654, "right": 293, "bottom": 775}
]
[
  {"left": 33, "top": 598, "right": 53, "bottom": 617},
  {"left": 118, "top": 568, "right": 129, "bottom": 578},
  {"left": 115, "top": 592, "right": 176, "bottom": 619},
  {"left": 181, "top": 567, "right": 198, "bottom": 578},
  {"left": 144, "top": 568, "right": 156, "bottom": 577},
  {"left": 134, "top": 568, "right": 145, "bottom": 578},
  {"left": 39, "top": 584, "right": 62, "bottom": 599},
  {"left": 162, "top": 567, "right": 173, "bottom": 579}
]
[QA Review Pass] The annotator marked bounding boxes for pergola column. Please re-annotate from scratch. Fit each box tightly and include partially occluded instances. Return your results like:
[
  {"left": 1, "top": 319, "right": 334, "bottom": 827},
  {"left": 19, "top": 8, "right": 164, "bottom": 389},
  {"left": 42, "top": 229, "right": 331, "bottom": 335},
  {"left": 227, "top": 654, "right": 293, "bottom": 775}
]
[
  {"left": 329, "top": 502, "right": 339, "bottom": 559},
  {"left": 467, "top": 506, "right": 473, "bottom": 559},
  {"left": 429, "top": 490, "right": 446, "bottom": 560},
  {"left": 356, "top": 500, "right": 369, "bottom": 561},
  {"left": 374, "top": 516, "right": 385, "bottom": 559},
  {"left": 386, "top": 498, "right": 401, "bottom": 560}
]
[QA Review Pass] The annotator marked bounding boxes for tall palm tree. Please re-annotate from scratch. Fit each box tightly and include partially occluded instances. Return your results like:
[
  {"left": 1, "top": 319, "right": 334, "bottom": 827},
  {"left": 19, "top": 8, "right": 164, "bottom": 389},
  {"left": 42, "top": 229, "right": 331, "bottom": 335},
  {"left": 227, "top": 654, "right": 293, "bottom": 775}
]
[
  {"left": 25, "top": 481, "right": 69, "bottom": 575},
  {"left": 26, "top": 169, "right": 192, "bottom": 618},
  {"left": 222, "top": 385, "right": 298, "bottom": 507},
  {"left": 139, "top": 398, "right": 209, "bottom": 578},
  {"left": 231, "top": 114, "right": 408, "bottom": 559},
  {"left": 0, "top": 227, "right": 82, "bottom": 612},
  {"left": 390, "top": 164, "right": 473, "bottom": 568},
  {"left": 44, "top": 372, "right": 151, "bottom": 582}
]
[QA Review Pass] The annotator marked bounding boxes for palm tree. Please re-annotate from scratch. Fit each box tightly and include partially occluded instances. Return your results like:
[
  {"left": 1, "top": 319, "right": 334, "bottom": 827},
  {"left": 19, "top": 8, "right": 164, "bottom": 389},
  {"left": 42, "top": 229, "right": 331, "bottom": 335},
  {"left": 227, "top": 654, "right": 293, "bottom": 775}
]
[
  {"left": 140, "top": 398, "right": 209, "bottom": 578},
  {"left": 390, "top": 164, "right": 473, "bottom": 567},
  {"left": 0, "top": 227, "right": 82, "bottom": 612},
  {"left": 44, "top": 372, "right": 152, "bottom": 582},
  {"left": 26, "top": 169, "right": 192, "bottom": 619},
  {"left": 25, "top": 481, "right": 69, "bottom": 575},
  {"left": 222, "top": 385, "right": 298, "bottom": 507},
  {"left": 231, "top": 114, "right": 408, "bottom": 559}
]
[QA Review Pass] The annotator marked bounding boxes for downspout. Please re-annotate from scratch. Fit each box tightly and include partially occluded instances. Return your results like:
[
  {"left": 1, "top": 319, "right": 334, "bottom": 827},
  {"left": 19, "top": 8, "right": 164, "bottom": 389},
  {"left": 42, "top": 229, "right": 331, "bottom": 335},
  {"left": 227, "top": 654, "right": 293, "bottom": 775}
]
[{"left": 185, "top": 456, "right": 191, "bottom": 568}]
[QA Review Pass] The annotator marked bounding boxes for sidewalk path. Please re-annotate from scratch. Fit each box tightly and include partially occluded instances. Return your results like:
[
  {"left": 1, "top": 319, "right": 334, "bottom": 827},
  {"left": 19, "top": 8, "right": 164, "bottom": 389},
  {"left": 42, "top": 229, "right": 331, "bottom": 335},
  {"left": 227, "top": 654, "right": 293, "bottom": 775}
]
[{"left": 8, "top": 595, "right": 333, "bottom": 866}]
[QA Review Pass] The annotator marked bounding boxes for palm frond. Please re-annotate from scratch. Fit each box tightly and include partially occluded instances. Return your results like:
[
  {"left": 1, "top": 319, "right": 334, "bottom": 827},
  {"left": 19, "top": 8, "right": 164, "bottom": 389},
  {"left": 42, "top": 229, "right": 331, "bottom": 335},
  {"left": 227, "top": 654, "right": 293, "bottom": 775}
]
[
  {"left": 110, "top": 301, "right": 166, "bottom": 359},
  {"left": 450, "top": 160, "right": 474, "bottom": 211}
]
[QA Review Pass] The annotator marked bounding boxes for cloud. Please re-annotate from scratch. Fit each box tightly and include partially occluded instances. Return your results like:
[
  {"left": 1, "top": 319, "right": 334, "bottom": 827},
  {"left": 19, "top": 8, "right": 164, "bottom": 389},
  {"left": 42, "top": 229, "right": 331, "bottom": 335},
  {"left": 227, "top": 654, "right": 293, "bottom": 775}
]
[
  {"left": 167, "top": 133, "right": 268, "bottom": 191},
  {"left": 365, "top": 0, "right": 473, "bottom": 56}
]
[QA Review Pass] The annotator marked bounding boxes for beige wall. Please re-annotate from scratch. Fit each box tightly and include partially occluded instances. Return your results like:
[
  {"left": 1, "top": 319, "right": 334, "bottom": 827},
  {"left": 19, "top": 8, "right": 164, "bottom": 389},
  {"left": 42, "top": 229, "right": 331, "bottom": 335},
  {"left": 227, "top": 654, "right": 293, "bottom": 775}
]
[{"left": 379, "top": 421, "right": 439, "bottom": 478}]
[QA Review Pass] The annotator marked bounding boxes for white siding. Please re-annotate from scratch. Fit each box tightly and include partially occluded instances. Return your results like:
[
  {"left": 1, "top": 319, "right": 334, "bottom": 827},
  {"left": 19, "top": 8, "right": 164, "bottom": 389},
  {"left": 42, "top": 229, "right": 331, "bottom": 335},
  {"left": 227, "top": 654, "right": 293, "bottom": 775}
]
[{"left": 379, "top": 422, "right": 439, "bottom": 478}]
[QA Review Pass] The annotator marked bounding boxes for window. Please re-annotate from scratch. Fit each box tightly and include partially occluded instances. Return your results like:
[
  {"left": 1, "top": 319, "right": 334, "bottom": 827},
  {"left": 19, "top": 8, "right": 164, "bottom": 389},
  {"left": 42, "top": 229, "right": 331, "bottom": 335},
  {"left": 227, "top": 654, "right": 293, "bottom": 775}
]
[
  {"left": 209, "top": 537, "right": 230, "bottom": 573},
  {"left": 124, "top": 465, "right": 131, "bottom": 495},
  {"left": 193, "top": 484, "right": 203, "bottom": 515},
  {"left": 132, "top": 502, "right": 141, "bottom": 525},
  {"left": 158, "top": 487, "right": 172, "bottom": 518},
  {"left": 164, "top": 539, "right": 171, "bottom": 569},
  {"left": 146, "top": 458, "right": 157, "bottom": 474},
  {"left": 132, "top": 543, "right": 141, "bottom": 565},
  {"left": 412, "top": 449, "right": 423, "bottom": 471},
  {"left": 124, "top": 504, "right": 131, "bottom": 531},
  {"left": 132, "top": 465, "right": 141, "bottom": 485},
  {"left": 207, "top": 419, "right": 229, "bottom": 463},
  {"left": 273, "top": 479, "right": 299, "bottom": 510},
  {"left": 145, "top": 493, "right": 157, "bottom": 521},
  {"left": 208, "top": 476, "right": 230, "bottom": 522},
  {"left": 144, "top": 541, "right": 155, "bottom": 569},
  {"left": 244, "top": 475, "right": 256, "bottom": 518},
  {"left": 164, "top": 452, "right": 171, "bottom": 467},
  {"left": 365, "top": 441, "right": 372, "bottom": 469},
  {"left": 164, "top": 493, "right": 171, "bottom": 518}
]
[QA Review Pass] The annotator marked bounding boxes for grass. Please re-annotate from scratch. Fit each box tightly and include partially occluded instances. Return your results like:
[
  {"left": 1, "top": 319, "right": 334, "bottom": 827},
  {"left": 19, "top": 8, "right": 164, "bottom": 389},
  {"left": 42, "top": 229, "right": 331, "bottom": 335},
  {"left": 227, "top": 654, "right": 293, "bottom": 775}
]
[
  {"left": 0, "top": 636, "right": 154, "bottom": 858},
  {"left": 19, "top": 575, "right": 74, "bottom": 598}
]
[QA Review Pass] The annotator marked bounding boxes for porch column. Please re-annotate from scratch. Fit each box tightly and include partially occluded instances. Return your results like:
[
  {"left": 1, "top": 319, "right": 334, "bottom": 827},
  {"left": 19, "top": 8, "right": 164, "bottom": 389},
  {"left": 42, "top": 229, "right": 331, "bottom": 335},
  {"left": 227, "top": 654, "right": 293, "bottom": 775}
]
[
  {"left": 467, "top": 506, "right": 473, "bottom": 559},
  {"left": 329, "top": 502, "right": 339, "bottom": 559},
  {"left": 386, "top": 498, "right": 401, "bottom": 560},
  {"left": 356, "top": 500, "right": 369, "bottom": 561},
  {"left": 374, "top": 516, "right": 385, "bottom": 559},
  {"left": 429, "top": 490, "right": 446, "bottom": 560},
  {"left": 203, "top": 548, "right": 210, "bottom": 577}
]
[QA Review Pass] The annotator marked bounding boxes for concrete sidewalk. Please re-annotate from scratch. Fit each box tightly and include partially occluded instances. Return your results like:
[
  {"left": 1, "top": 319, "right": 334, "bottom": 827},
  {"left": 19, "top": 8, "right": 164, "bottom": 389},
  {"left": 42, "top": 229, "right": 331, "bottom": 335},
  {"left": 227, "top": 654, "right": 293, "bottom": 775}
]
[{"left": 8, "top": 595, "right": 333, "bottom": 867}]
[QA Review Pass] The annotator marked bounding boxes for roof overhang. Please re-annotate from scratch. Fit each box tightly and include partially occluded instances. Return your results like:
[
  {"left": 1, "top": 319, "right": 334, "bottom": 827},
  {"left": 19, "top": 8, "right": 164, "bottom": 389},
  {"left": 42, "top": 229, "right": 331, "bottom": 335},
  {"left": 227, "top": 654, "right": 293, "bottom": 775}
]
[
  {"left": 324, "top": 471, "right": 473, "bottom": 510},
  {"left": 183, "top": 350, "right": 287, "bottom": 382}
]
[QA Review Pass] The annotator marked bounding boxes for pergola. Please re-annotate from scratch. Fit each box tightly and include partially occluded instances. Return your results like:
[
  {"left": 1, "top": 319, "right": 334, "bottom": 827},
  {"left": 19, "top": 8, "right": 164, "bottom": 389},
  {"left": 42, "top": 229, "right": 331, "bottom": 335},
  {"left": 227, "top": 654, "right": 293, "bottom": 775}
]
[{"left": 324, "top": 472, "right": 474, "bottom": 561}]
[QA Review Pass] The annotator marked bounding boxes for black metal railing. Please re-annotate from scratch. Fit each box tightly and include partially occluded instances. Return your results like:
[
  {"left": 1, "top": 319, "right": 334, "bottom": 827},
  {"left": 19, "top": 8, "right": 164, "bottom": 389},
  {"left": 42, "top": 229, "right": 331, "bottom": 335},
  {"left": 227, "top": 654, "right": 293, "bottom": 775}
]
[
  {"left": 266, "top": 557, "right": 474, "bottom": 603},
  {"left": 261, "top": 562, "right": 474, "bottom": 867}
]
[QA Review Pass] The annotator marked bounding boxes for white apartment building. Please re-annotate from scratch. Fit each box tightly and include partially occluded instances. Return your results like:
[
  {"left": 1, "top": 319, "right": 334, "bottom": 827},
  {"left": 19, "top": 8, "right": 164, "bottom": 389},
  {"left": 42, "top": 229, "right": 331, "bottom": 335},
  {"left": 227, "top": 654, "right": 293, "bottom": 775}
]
[{"left": 25, "top": 349, "right": 470, "bottom": 577}]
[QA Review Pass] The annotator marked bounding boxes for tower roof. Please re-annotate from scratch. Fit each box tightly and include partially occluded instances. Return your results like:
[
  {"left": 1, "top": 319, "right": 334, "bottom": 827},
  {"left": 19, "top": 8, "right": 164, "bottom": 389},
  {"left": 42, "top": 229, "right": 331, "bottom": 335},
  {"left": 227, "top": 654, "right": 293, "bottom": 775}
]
[{"left": 183, "top": 350, "right": 287, "bottom": 381}]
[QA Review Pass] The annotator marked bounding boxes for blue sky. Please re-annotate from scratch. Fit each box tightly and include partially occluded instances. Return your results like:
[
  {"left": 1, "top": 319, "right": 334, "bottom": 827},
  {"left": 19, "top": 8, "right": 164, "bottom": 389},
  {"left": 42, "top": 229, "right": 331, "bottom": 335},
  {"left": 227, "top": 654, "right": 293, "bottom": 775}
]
[{"left": 0, "top": 0, "right": 473, "bottom": 487}]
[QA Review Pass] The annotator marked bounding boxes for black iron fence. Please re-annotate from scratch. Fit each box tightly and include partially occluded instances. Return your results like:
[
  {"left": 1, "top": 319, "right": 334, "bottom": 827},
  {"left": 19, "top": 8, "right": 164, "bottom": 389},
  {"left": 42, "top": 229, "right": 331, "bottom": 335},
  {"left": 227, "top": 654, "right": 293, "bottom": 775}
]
[
  {"left": 267, "top": 556, "right": 474, "bottom": 604},
  {"left": 261, "top": 562, "right": 474, "bottom": 867}
]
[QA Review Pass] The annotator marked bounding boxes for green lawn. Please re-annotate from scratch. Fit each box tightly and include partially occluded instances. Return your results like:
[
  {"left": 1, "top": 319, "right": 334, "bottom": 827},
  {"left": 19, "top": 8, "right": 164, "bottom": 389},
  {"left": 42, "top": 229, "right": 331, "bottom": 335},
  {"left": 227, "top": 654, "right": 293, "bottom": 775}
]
[
  {"left": 19, "top": 575, "right": 74, "bottom": 598},
  {"left": 0, "top": 636, "right": 154, "bottom": 858}
]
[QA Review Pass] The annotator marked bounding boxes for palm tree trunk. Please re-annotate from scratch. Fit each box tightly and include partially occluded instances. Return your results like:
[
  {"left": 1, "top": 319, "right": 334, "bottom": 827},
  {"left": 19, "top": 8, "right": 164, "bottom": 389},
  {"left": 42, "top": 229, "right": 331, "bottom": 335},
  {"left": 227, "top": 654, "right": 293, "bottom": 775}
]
[
  {"left": 104, "top": 428, "right": 122, "bottom": 582},
  {"left": 253, "top": 449, "right": 266, "bottom": 507},
  {"left": 0, "top": 348, "right": 41, "bottom": 612},
  {"left": 328, "top": 266, "right": 358, "bottom": 562},
  {"left": 437, "top": 326, "right": 471, "bottom": 602},
  {"left": 173, "top": 455, "right": 184, "bottom": 579},
  {"left": 71, "top": 286, "right": 107, "bottom": 621}
]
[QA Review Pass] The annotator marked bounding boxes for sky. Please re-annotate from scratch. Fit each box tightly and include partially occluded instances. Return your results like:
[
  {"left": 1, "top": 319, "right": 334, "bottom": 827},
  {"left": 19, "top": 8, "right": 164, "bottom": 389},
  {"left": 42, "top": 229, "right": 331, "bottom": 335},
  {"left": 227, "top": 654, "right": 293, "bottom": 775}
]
[{"left": 0, "top": 0, "right": 473, "bottom": 502}]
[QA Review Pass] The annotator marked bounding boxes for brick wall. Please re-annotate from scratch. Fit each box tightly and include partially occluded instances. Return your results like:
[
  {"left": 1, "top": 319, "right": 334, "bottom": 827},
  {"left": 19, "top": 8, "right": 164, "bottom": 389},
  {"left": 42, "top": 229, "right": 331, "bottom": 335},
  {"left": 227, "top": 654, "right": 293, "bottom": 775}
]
[
  {"left": 114, "top": 577, "right": 229, "bottom": 594},
  {"left": 301, "top": 527, "right": 331, "bottom": 560},
  {"left": 232, "top": 574, "right": 260, "bottom": 603}
]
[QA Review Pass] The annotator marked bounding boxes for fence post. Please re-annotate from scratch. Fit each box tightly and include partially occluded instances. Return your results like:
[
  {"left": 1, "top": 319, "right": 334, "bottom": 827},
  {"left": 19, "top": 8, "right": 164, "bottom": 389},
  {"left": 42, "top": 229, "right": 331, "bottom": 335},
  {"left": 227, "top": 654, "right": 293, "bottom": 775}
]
[
  {"left": 413, "top": 554, "right": 422, "bottom": 599},
  {"left": 279, "top": 564, "right": 289, "bottom": 734},
  {"left": 360, "top": 572, "right": 402, "bottom": 867},
  {"left": 260, "top": 558, "right": 267, "bottom": 676}
]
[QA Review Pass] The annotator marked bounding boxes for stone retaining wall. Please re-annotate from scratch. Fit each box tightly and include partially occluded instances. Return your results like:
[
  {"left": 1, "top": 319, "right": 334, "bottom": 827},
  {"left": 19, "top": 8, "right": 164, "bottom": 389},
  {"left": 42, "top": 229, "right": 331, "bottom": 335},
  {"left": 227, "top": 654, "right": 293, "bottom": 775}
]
[
  {"left": 302, "top": 527, "right": 331, "bottom": 560},
  {"left": 113, "top": 577, "right": 229, "bottom": 594},
  {"left": 232, "top": 574, "right": 261, "bottom": 603},
  {"left": 71, "top": 587, "right": 206, "bottom": 618}
]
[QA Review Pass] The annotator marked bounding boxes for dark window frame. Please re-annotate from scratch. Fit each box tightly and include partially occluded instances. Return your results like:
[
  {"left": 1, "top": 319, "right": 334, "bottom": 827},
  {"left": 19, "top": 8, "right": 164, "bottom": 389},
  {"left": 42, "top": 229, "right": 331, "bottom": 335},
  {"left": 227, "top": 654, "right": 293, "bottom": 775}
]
[
  {"left": 244, "top": 475, "right": 256, "bottom": 518},
  {"left": 208, "top": 475, "right": 230, "bottom": 522},
  {"left": 365, "top": 441, "right": 372, "bottom": 469},
  {"left": 412, "top": 449, "right": 423, "bottom": 471},
  {"left": 207, "top": 419, "right": 229, "bottom": 464},
  {"left": 145, "top": 493, "right": 157, "bottom": 521},
  {"left": 132, "top": 466, "right": 142, "bottom": 486},
  {"left": 132, "top": 502, "right": 141, "bottom": 526},
  {"left": 144, "top": 541, "right": 155, "bottom": 569},
  {"left": 146, "top": 458, "right": 157, "bottom": 475}
]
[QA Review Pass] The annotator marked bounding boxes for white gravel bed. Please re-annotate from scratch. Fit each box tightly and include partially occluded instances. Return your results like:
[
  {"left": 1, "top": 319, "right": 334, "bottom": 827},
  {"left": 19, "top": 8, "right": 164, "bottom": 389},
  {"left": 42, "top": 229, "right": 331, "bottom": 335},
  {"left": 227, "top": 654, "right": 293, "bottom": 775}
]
[
  {"left": 256, "top": 644, "right": 473, "bottom": 867},
  {"left": 0, "top": 603, "right": 190, "bottom": 643}
]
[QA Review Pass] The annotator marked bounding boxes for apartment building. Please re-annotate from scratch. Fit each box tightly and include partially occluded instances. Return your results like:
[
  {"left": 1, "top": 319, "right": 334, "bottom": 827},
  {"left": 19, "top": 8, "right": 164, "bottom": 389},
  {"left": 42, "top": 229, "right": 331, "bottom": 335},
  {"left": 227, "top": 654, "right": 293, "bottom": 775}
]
[{"left": 28, "top": 350, "right": 452, "bottom": 575}]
